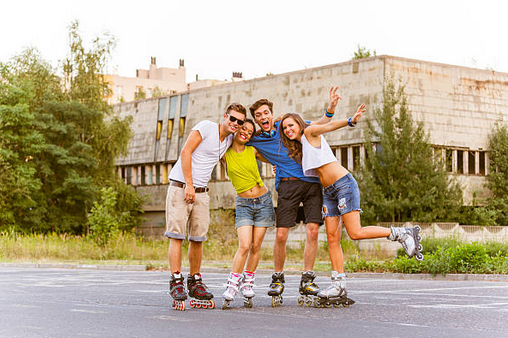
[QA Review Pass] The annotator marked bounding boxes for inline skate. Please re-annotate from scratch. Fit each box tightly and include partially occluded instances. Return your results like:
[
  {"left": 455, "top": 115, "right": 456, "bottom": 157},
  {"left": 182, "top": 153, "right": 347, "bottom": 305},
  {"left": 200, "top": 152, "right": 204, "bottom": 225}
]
[
  {"left": 389, "top": 225, "right": 423, "bottom": 261},
  {"left": 169, "top": 272, "right": 187, "bottom": 311},
  {"left": 297, "top": 271, "right": 320, "bottom": 307},
  {"left": 316, "top": 272, "right": 355, "bottom": 308},
  {"left": 187, "top": 273, "right": 215, "bottom": 309},
  {"left": 221, "top": 272, "right": 242, "bottom": 309},
  {"left": 267, "top": 272, "right": 284, "bottom": 307},
  {"left": 240, "top": 271, "right": 255, "bottom": 308}
]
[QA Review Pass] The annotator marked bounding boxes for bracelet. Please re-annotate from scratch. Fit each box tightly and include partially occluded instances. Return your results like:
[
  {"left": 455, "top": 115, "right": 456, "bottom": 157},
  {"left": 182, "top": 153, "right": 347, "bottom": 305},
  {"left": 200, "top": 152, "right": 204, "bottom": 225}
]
[
  {"left": 325, "top": 109, "right": 334, "bottom": 118},
  {"left": 347, "top": 117, "right": 357, "bottom": 127}
]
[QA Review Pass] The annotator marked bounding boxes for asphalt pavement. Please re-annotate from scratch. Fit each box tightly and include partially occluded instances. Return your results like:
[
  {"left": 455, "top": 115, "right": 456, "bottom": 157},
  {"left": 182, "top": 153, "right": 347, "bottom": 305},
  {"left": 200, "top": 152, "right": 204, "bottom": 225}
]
[{"left": 1, "top": 267, "right": 508, "bottom": 338}]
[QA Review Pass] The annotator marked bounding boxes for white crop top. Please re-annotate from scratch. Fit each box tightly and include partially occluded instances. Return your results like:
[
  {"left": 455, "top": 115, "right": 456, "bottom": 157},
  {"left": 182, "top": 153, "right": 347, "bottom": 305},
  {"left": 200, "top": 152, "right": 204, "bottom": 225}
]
[{"left": 301, "top": 134, "right": 337, "bottom": 177}]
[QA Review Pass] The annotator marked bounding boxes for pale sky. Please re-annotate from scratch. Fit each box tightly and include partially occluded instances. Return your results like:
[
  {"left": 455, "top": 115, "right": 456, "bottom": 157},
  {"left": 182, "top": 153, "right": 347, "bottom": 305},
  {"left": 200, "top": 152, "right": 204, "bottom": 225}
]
[{"left": 1, "top": 0, "right": 507, "bottom": 83}]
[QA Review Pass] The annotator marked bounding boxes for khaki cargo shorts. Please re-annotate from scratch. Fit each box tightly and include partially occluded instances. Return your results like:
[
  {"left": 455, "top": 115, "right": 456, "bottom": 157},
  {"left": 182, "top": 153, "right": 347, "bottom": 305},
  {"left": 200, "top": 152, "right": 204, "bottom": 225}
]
[{"left": 164, "top": 185, "right": 210, "bottom": 242}]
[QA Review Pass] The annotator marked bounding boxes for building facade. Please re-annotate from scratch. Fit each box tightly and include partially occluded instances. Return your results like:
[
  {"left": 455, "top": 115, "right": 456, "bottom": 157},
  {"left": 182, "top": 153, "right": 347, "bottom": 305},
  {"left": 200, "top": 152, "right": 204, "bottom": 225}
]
[{"left": 114, "top": 55, "right": 508, "bottom": 233}]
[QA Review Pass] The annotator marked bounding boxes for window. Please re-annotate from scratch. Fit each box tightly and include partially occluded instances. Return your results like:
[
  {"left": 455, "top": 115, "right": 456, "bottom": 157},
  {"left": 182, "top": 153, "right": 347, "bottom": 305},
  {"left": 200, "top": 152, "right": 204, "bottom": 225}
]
[
  {"left": 140, "top": 166, "right": 146, "bottom": 186},
  {"left": 155, "top": 98, "right": 166, "bottom": 161},
  {"left": 126, "top": 167, "right": 132, "bottom": 185},
  {"left": 457, "top": 150, "right": 464, "bottom": 174},
  {"left": 445, "top": 149, "right": 452, "bottom": 173},
  {"left": 352, "top": 146, "right": 360, "bottom": 171},
  {"left": 340, "top": 147, "right": 348, "bottom": 169},
  {"left": 479, "top": 151, "right": 486, "bottom": 175},
  {"left": 178, "top": 94, "right": 189, "bottom": 155},
  {"left": 155, "top": 165, "right": 161, "bottom": 185},
  {"left": 166, "top": 96, "right": 178, "bottom": 159},
  {"left": 468, "top": 151, "right": 475, "bottom": 175}
]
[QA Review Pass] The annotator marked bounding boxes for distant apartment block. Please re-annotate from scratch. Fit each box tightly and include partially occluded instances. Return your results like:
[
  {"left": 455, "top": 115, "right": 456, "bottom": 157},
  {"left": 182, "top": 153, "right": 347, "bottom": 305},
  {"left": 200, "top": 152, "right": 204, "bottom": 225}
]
[{"left": 106, "top": 57, "right": 187, "bottom": 104}]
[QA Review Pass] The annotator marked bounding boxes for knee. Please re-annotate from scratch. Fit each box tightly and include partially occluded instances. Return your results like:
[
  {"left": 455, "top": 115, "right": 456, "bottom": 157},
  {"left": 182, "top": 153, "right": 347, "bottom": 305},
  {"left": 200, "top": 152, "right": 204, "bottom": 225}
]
[
  {"left": 307, "top": 227, "right": 319, "bottom": 242},
  {"left": 275, "top": 230, "right": 288, "bottom": 243},
  {"left": 326, "top": 231, "right": 341, "bottom": 243},
  {"left": 250, "top": 243, "right": 261, "bottom": 255},
  {"left": 348, "top": 230, "right": 361, "bottom": 241},
  {"left": 238, "top": 243, "right": 251, "bottom": 256}
]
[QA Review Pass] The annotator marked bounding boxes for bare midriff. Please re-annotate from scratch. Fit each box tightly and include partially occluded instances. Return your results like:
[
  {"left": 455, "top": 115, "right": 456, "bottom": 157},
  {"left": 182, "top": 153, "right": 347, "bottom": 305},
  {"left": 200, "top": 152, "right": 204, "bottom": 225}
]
[
  {"left": 315, "top": 161, "right": 349, "bottom": 188},
  {"left": 238, "top": 183, "right": 268, "bottom": 198}
]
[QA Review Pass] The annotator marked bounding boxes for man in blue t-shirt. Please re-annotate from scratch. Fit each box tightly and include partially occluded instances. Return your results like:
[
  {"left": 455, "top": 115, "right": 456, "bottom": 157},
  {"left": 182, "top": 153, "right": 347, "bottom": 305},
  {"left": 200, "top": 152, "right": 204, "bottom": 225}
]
[{"left": 247, "top": 87, "right": 342, "bottom": 304}]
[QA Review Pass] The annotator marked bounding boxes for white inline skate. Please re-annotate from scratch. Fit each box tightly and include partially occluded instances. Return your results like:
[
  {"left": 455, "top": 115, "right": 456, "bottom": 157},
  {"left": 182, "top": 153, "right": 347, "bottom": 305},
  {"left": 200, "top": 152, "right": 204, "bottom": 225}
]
[{"left": 389, "top": 225, "right": 423, "bottom": 261}]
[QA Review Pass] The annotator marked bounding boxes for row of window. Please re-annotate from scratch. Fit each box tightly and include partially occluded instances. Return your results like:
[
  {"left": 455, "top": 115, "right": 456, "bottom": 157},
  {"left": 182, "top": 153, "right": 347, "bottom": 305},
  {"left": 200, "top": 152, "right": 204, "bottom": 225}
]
[{"left": 118, "top": 145, "right": 489, "bottom": 187}]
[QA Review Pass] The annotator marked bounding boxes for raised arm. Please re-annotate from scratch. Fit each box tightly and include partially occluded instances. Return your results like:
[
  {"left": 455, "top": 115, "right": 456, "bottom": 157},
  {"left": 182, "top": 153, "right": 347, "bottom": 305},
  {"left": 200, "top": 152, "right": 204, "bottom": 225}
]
[
  {"left": 311, "top": 86, "right": 342, "bottom": 125},
  {"left": 180, "top": 130, "right": 202, "bottom": 203},
  {"left": 307, "top": 103, "right": 366, "bottom": 137}
]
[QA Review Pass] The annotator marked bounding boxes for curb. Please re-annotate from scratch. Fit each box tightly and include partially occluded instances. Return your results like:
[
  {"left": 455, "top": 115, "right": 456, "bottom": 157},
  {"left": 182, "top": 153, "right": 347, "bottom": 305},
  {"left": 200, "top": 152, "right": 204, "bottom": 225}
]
[
  {"left": 0, "top": 262, "right": 146, "bottom": 271},
  {"left": 1, "top": 262, "right": 507, "bottom": 282}
]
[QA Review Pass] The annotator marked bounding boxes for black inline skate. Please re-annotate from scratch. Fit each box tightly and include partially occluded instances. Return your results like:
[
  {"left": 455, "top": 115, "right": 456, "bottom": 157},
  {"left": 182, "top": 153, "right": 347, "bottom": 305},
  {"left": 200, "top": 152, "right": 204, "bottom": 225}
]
[
  {"left": 187, "top": 273, "right": 215, "bottom": 309},
  {"left": 169, "top": 272, "right": 187, "bottom": 311},
  {"left": 389, "top": 225, "right": 423, "bottom": 261},
  {"left": 267, "top": 272, "right": 284, "bottom": 307},
  {"left": 297, "top": 271, "right": 320, "bottom": 307}
]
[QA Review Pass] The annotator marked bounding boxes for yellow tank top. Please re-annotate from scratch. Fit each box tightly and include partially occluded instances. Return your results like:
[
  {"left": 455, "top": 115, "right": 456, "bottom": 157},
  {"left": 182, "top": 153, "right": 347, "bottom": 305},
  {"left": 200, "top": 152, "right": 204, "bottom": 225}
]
[{"left": 224, "top": 146, "right": 264, "bottom": 194}]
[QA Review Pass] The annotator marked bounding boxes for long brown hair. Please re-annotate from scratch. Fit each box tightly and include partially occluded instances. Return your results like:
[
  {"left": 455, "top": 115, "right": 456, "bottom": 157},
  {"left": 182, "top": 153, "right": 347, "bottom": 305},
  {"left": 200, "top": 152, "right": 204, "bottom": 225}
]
[{"left": 279, "top": 113, "right": 308, "bottom": 164}]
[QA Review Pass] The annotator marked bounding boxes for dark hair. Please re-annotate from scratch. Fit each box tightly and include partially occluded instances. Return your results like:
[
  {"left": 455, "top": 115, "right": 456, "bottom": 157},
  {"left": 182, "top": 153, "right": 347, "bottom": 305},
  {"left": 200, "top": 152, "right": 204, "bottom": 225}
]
[
  {"left": 249, "top": 99, "right": 273, "bottom": 119},
  {"left": 244, "top": 118, "right": 256, "bottom": 133},
  {"left": 279, "top": 113, "right": 308, "bottom": 164},
  {"left": 226, "top": 103, "right": 247, "bottom": 116}
]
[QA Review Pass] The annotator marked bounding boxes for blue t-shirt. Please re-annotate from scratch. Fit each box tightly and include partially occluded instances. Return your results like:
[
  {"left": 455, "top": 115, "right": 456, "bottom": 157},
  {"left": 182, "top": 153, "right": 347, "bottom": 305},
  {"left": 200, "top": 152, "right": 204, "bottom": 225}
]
[{"left": 247, "top": 120, "right": 320, "bottom": 190}]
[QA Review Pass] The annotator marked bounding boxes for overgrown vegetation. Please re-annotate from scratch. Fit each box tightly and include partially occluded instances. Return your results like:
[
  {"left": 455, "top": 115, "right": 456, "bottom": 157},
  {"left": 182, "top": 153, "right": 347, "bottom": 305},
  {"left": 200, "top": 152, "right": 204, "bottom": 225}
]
[
  {"left": 0, "top": 21, "right": 143, "bottom": 234},
  {"left": 355, "top": 77, "right": 463, "bottom": 224},
  {"left": 346, "top": 237, "right": 508, "bottom": 275}
]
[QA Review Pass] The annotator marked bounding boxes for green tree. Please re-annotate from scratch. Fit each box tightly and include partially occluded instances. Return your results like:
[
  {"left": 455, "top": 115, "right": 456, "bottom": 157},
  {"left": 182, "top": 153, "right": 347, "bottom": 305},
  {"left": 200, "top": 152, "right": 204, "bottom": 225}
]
[
  {"left": 352, "top": 45, "right": 377, "bottom": 60},
  {"left": 486, "top": 122, "right": 508, "bottom": 225},
  {"left": 0, "top": 22, "right": 142, "bottom": 233},
  {"left": 355, "top": 77, "right": 463, "bottom": 224}
]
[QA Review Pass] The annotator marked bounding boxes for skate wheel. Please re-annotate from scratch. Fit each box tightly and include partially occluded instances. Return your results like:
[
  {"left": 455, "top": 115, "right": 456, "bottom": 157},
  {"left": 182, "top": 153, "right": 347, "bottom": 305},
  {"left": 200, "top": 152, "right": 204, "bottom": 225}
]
[
  {"left": 208, "top": 300, "right": 215, "bottom": 309},
  {"left": 333, "top": 303, "right": 342, "bottom": 308},
  {"left": 297, "top": 296, "right": 304, "bottom": 307},
  {"left": 417, "top": 235, "right": 422, "bottom": 241},
  {"left": 173, "top": 301, "right": 186, "bottom": 311},
  {"left": 416, "top": 253, "right": 424, "bottom": 261},
  {"left": 195, "top": 303, "right": 201, "bottom": 308},
  {"left": 414, "top": 225, "right": 421, "bottom": 231},
  {"left": 417, "top": 244, "right": 423, "bottom": 251},
  {"left": 304, "top": 298, "right": 313, "bottom": 307},
  {"left": 325, "top": 302, "right": 332, "bottom": 308}
]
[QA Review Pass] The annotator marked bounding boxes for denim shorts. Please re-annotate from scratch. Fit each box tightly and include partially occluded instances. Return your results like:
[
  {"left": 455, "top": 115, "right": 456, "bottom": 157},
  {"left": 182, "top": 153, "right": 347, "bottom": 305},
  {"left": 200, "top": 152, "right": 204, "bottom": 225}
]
[
  {"left": 322, "top": 173, "right": 362, "bottom": 217},
  {"left": 235, "top": 190, "right": 275, "bottom": 228}
]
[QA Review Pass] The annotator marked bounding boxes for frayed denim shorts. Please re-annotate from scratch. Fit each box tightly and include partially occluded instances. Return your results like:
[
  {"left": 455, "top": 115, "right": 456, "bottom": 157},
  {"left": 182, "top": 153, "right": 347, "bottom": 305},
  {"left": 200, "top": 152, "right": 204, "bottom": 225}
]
[
  {"left": 235, "top": 190, "right": 275, "bottom": 228},
  {"left": 322, "top": 173, "right": 362, "bottom": 217}
]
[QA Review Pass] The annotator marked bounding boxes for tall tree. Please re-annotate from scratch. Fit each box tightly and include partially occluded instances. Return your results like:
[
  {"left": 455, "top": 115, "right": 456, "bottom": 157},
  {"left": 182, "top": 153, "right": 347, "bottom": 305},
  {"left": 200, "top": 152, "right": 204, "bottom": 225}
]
[
  {"left": 355, "top": 77, "right": 463, "bottom": 224},
  {"left": 486, "top": 122, "right": 508, "bottom": 225},
  {"left": 0, "top": 22, "right": 142, "bottom": 233}
]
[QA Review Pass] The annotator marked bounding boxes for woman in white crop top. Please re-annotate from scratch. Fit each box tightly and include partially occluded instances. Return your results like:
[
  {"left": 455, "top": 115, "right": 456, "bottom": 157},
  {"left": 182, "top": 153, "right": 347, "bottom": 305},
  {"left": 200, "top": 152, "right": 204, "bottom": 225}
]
[{"left": 279, "top": 104, "right": 423, "bottom": 304}]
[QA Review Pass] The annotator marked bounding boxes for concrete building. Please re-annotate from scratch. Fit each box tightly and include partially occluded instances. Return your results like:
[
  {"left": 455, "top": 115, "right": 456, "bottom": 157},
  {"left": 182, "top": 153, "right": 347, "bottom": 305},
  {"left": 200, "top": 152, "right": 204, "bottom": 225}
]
[
  {"left": 113, "top": 55, "right": 508, "bottom": 235},
  {"left": 106, "top": 57, "right": 187, "bottom": 104}
]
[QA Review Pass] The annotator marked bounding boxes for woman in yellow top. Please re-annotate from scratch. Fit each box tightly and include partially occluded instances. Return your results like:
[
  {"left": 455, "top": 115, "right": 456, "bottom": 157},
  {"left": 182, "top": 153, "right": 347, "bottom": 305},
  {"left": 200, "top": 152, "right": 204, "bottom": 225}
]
[{"left": 221, "top": 119, "right": 275, "bottom": 309}]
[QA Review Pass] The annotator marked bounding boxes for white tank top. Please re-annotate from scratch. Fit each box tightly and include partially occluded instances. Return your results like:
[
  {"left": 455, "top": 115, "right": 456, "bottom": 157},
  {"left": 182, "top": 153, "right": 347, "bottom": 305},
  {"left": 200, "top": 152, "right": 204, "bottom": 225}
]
[{"left": 301, "top": 134, "right": 337, "bottom": 177}]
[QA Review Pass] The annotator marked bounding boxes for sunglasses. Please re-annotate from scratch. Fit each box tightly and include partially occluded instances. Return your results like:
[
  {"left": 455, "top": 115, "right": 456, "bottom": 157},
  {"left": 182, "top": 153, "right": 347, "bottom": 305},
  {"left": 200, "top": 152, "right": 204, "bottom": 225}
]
[{"left": 227, "top": 113, "right": 245, "bottom": 125}]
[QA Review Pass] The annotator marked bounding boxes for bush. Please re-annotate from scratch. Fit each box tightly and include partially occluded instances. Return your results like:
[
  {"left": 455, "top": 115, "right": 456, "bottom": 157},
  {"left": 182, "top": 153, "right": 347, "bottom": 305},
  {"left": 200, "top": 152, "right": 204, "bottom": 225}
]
[{"left": 88, "top": 187, "right": 121, "bottom": 246}]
